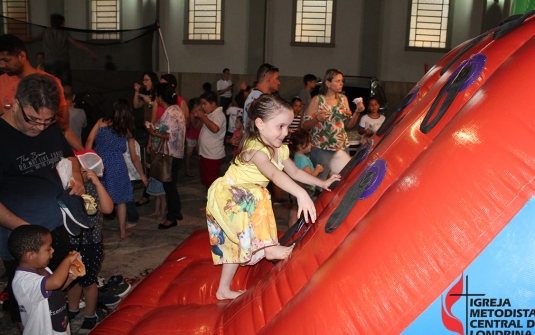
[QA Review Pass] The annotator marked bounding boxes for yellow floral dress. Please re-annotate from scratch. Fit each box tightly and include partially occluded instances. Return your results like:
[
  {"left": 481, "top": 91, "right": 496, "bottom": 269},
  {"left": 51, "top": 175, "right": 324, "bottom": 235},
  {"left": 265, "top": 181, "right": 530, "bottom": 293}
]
[{"left": 206, "top": 139, "right": 289, "bottom": 265}]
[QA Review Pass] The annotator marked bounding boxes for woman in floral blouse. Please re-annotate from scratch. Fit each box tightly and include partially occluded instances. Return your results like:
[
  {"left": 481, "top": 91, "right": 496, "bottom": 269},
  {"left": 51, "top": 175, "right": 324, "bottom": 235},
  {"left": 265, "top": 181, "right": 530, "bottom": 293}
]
[
  {"left": 146, "top": 83, "right": 186, "bottom": 229},
  {"left": 301, "top": 68, "right": 365, "bottom": 181}
]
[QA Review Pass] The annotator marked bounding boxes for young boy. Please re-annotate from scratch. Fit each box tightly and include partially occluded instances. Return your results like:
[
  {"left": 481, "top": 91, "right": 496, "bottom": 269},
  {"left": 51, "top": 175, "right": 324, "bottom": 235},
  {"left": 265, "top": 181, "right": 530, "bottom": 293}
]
[
  {"left": 298, "top": 74, "right": 317, "bottom": 116},
  {"left": 8, "top": 225, "right": 81, "bottom": 335},
  {"left": 197, "top": 91, "right": 227, "bottom": 191}
]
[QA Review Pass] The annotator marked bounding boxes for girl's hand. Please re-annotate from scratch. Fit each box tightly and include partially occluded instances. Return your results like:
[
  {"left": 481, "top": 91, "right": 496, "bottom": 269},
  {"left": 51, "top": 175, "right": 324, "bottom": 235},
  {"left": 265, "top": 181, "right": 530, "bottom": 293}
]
[
  {"left": 142, "top": 95, "right": 151, "bottom": 104},
  {"left": 315, "top": 164, "right": 324, "bottom": 174},
  {"left": 82, "top": 168, "right": 99, "bottom": 184},
  {"left": 296, "top": 189, "right": 317, "bottom": 223},
  {"left": 141, "top": 175, "right": 149, "bottom": 187},
  {"left": 134, "top": 83, "right": 141, "bottom": 92},
  {"left": 321, "top": 174, "right": 341, "bottom": 190}
]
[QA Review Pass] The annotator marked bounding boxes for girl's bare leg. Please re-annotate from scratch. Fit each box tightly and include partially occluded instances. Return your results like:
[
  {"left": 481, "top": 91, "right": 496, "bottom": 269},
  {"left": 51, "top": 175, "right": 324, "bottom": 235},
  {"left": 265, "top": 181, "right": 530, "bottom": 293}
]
[
  {"left": 149, "top": 196, "right": 161, "bottom": 217},
  {"left": 117, "top": 203, "right": 132, "bottom": 239},
  {"left": 216, "top": 263, "right": 245, "bottom": 300},
  {"left": 158, "top": 195, "right": 167, "bottom": 221},
  {"left": 185, "top": 146, "right": 194, "bottom": 175}
]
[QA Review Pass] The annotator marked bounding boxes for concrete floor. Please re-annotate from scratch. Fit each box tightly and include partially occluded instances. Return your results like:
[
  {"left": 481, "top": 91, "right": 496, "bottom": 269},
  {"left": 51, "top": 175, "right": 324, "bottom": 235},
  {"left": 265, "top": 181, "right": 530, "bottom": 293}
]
[{"left": 0, "top": 149, "right": 292, "bottom": 334}]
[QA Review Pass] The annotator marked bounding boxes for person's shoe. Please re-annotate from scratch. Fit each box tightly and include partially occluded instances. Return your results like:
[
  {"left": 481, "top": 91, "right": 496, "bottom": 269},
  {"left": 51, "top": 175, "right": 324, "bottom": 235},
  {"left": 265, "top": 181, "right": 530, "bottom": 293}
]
[
  {"left": 68, "top": 309, "right": 80, "bottom": 320},
  {"left": 81, "top": 194, "right": 98, "bottom": 216},
  {"left": 108, "top": 283, "right": 132, "bottom": 297},
  {"left": 96, "top": 276, "right": 107, "bottom": 289},
  {"left": 135, "top": 198, "right": 150, "bottom": 207},
  {"left": 158, "top": 221, "right": 177, "bottom": 230},
  {"left": 95, "top": 305, "right": 111, "bottom": 320},
  {"left": 177, "top": 212, "right": 183, "bottom": 220},
  {"left": 97, "top": 293, "right": 121, "bottom": 308},
  {"left": 79, "top": 316, "right": 98, "bottom": 334},
  {"left": 56, "top": 188, "right": 93, "bottom": 230}
]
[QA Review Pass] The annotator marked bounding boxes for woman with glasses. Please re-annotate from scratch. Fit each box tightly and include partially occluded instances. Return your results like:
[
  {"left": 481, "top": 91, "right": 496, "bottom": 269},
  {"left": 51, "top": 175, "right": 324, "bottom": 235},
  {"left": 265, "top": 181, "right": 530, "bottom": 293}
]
[{"left": 301, "top": 68, "right": 365, "bottom": 182}]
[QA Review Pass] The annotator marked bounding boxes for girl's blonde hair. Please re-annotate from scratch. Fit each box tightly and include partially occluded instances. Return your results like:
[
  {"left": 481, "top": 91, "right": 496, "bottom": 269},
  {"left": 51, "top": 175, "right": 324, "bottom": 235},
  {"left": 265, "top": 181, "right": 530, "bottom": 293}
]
[{"left": 234, "top": 94, "right": 292, "bottom": 164}]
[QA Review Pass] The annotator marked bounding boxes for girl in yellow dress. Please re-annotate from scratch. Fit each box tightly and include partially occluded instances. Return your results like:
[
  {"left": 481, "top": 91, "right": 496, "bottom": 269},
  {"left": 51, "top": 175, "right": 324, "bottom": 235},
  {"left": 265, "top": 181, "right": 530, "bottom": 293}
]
[{"left": 206, "top": 94, "right": 340, "bottom": 300}]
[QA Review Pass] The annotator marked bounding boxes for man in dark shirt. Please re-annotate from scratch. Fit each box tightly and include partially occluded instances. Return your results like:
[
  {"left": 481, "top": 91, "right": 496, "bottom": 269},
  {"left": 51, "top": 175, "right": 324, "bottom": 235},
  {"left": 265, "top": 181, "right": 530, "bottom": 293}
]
[{"left": 0, "top": 74, "right": 84, "bottom": 329}]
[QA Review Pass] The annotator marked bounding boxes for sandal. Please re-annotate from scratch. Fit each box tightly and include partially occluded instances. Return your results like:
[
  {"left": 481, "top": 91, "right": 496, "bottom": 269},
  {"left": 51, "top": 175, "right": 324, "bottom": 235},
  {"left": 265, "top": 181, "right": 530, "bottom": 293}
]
[{"left": 135, "top": 198, "right": 150, "bottom": 207}]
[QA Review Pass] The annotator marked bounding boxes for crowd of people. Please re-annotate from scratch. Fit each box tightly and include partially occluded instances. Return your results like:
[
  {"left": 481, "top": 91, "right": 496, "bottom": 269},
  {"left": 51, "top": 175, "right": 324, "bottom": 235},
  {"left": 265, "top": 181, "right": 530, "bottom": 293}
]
[{"left": 0, "top": 27, "right": 386, "bottom": 333}]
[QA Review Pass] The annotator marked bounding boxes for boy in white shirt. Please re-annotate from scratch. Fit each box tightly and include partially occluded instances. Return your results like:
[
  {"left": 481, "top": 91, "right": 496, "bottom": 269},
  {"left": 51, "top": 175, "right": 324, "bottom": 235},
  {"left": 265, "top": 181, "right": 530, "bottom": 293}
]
[
  {"left": 8, "top": 225, "right": 81, "bottom": 335},
  {"left": 196, "top": 91, "right": 227, "bottom": 191}
]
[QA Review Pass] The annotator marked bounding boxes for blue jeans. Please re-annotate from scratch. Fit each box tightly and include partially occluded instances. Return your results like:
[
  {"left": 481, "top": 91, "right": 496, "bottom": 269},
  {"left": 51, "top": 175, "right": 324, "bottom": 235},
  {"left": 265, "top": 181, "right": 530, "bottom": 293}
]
[
  {"left": 309, "top": 147, "right": 338, "bottom": 181},
  {"left": 126, "top": 181, "right": 139, "bottom": 223}
]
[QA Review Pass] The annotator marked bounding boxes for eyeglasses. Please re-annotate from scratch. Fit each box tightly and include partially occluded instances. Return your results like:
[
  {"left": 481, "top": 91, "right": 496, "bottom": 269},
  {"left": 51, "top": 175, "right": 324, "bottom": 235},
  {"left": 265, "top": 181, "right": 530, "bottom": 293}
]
[
  {"left": 19, "top": 104, "right": 56, "bottom": 127},
  {"left": 262, "top": 65, "right": 279, "bottom": 78}
]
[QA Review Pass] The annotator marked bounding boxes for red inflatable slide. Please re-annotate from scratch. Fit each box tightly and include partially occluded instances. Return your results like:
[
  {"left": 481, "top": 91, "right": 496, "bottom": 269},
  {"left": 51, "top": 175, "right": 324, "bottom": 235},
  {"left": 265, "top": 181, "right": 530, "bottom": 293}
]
[{"left": 93, "top": 13, "right": 535, "bottom": 335}]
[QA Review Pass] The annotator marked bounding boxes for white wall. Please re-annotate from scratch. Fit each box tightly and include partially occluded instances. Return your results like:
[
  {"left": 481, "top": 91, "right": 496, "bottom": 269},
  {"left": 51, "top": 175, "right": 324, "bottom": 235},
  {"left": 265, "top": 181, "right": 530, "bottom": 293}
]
[
  {"left": 157, "top": 1, "right": 250, "bottom": 74},
  {"left": 378, "top": 0, "right": 484, "bottom": 83},
  {"left": 158, "top": 0, "right": 485, "bottom": 84},
  {"left": 267, "top": 0, "right": 365, "bottom": 78},
  {"left": 24, "top": 0, "right": 489, "bottom": 85}
]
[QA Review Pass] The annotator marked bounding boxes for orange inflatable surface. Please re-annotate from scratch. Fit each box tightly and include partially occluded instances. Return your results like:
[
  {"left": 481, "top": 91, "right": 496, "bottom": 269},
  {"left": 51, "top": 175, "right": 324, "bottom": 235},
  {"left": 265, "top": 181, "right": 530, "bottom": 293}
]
[{"left": 93, "top": 13, "right": 535, "bottom": 335}]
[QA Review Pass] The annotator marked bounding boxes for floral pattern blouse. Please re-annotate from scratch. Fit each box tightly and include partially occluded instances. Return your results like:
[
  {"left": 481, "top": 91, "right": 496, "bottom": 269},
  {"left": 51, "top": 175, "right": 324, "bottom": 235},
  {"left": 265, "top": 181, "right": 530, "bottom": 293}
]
[
  {"left": 304, "top": 94, "right": 352, "bottom": 151},
  {"left": 154, "top": 104, "right": 185, "bottom": 159}
]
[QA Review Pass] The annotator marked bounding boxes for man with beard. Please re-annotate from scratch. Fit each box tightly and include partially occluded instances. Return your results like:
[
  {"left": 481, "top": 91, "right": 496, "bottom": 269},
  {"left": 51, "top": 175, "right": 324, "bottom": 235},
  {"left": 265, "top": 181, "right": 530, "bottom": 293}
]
[{"left": 0, "top": 34, "right": 83, "bottom": 151}]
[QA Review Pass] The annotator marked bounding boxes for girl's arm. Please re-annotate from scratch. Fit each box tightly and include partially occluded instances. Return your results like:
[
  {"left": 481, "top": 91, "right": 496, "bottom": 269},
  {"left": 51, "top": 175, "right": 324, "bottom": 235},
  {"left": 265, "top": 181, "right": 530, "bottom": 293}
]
[
  {"left": 193, "top": 115, "right": 202, "bottom": 130},
  {"left": 301, "top": 96, "right": 322, "bottom": 131},
  {"left": 180, "top": 100, "right": 191, "bottom": 128},
  {"left": 85, "top": 118, "right": 104, "bottom": 149},
  {"left": 302, "top": 164, "right": 323, "bottom": 177},
  {"left": 247, "top": 150, "right": 317, "bottom": 222},
  {"left": 282, "top": 157, "right": 339, "bottom": 190},
  {"left": 150, "top": 102, "right": 159, "bottom": 124},
  {"left": 83, "top": 169, "right": 114, "bottom": 214},
  {"left": 128, "top": 138, "right": 149, "bottom": 187},
  {"left": 344, "top": 97, "right": 365, "bottom": 129},
  {"left": 133, "top": 83, "right": 144, "bottom": 109},
  {"left": 357, "top": 116, "right": 373, "bottom": 136},
  {"left": 190, "top": 109, "right": 201, "bottom": 130}
]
